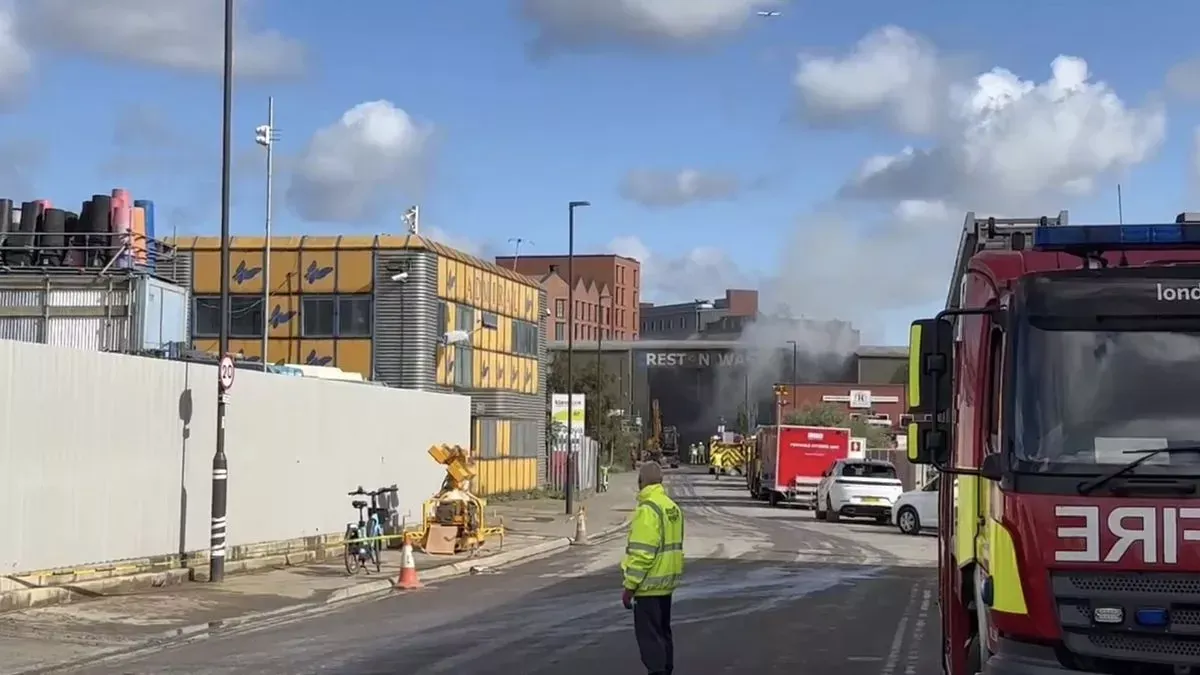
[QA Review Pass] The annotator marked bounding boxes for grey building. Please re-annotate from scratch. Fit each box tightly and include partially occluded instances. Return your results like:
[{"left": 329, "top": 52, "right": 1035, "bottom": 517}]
[
  {"left": 549, "top": 339, "right": 905, "bottom": 449},
  {"left": 639, "top": 289, "right": 759, "bottom": 339}
]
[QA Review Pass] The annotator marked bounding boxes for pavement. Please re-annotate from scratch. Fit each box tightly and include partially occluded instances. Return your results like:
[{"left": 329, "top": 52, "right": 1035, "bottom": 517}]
[
  {"left": 3, "top": 468, "right": 939, "bottom": 674},
  {"left": 0, "top": 472, "right": 640, "bottom": 675}
]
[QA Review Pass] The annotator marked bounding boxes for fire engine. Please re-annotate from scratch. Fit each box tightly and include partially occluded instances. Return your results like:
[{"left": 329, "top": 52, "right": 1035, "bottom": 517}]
[{"left": 907, "top": 212, "right": 1200, "bottom": 675}]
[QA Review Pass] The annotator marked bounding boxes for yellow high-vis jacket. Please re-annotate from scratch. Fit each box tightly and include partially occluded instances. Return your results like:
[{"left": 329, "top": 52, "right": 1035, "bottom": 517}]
[{"left": 620, "top": 484, "right": 685, "bottom": 596}]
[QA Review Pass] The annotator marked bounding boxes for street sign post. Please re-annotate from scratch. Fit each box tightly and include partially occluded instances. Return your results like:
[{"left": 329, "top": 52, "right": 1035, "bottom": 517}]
[{"left": 218, "top": 354, "right": 236, "bottom": 392}]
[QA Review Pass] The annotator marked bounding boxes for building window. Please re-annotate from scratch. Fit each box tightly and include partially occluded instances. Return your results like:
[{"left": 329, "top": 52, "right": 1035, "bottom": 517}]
[
  {"left": 300, "top": 294, "right": 373, "bottom": 338},
  {"left": 193, "top": 296, "right": 263, "bottom": 338},
  {"left": 481, "top": 311, "right": 498, "bottom": 330},
  {"left": 337, "top": 296, "right": 372, "bottom": 337},
  {"left": 454, "top": 344, "right": 473, "bottom": 387},
  {"left": 437, "top": 301, "right": 448, "bottom": 333},
  {"left": 555, "top": 322, "right": 565, "bottom": 340},
  {"left": 511, "top": 319, "right": 537, "bottom": 356},
  {"left": 555, "top": 299, "right": 565, "bottom": 318},
  {"left": 456, "top": 304, "right": 475, "bottom": 334}
]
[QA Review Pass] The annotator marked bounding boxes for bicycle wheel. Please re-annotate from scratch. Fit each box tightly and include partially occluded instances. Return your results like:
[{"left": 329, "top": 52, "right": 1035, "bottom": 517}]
[
  {"left": 370, "top": 526, "right": 384, "bottom": 567},
  {"left": 343, "top": 526, "right": 358, "bottom": 575},
  {"left": 369, "top": 540, "right": 381, "bottom": 573}
]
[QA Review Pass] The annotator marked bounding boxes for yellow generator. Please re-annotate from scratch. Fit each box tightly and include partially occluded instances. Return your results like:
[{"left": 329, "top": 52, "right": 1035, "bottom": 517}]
[{"left": 408, "top": 444, "right": 504, "bottom": 556}]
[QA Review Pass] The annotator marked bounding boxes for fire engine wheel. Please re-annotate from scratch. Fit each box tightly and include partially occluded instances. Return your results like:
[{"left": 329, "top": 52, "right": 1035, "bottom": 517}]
[
  {"left": 966, "top": 634, "right": 983, "bottom": 674},
  {"left": 897, "top": 506, "right": 920, "bottom": 535},
  {"left": 768, "top": 490, "right": 780, "bottom": 508}
]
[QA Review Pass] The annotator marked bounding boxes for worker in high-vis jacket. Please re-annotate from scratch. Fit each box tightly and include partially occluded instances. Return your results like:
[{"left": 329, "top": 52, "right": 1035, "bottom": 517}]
[{"left": 621, "top": 461, "right": 685, "bottom": 675}]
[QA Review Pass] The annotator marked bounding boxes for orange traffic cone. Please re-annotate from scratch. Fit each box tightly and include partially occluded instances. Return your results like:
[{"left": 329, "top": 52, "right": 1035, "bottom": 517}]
[
  {"left": 573, "top": 506, "right": 589, "bottom": 545},
  {"left": 395, "top": 540, "right": 422, "bottom": 590}
]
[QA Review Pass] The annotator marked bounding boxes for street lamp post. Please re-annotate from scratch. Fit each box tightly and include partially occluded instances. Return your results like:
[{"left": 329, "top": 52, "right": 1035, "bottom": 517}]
[
  {"left": 254, "top": 98, "right": 279, "bottom": 371},
  {"left": 786, "top": 339, "right": 798, "bottom": 412},
  {"left": 210, "top": 0, "right": 235, "bottom": 584},
  {"left": 597, "top": 290, "right": 610, "bottom": 476},
  {"left": 565, "top": 200, "right": 590, "bottom": 516}
]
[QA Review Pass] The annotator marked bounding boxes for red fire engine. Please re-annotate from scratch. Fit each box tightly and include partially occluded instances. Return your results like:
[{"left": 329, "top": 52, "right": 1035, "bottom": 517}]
[{"left": 908, "top": 212, "right": 1200, "bottom": 674}]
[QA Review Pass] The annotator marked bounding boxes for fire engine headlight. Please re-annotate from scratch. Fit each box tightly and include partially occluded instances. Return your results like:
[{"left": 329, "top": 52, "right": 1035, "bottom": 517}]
[{"left": 1092, "top": 606, "right": 1124, "bottom": 624}]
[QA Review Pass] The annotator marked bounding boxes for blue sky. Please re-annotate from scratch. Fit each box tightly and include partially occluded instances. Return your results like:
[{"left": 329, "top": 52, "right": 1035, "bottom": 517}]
[{"left": 6, "top": 0, "right": 1200, "bottom": 344}]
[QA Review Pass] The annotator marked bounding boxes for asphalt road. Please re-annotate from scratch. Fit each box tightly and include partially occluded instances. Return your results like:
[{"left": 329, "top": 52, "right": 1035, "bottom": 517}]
[{"left": 64, "top": 469, "right": 940, "bottom": 675}]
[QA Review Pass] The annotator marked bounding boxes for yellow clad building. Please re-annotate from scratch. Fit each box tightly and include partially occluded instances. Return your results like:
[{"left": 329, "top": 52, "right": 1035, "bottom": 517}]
[{"left": 161, "top": 234, "right": 547, "bottom": 496}]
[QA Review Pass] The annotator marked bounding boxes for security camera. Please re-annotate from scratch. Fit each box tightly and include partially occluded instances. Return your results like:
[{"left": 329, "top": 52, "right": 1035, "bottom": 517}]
[
  {"left": 390, "top": 271, "right": 409, "bottom": 282},
  {"left": 544, "top": 308, "right": 551, "bottom": 316}
]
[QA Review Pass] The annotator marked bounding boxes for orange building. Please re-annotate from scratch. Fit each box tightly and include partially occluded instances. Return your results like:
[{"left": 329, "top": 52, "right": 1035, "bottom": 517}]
[{"left": 161, "top": 234, "right": 550, "bottom": 496}]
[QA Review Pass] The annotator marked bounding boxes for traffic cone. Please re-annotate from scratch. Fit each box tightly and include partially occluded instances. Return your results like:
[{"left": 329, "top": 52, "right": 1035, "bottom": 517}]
[
  {"left": 395, "top": 540, "right": 422, "bottom": 590},
  {"left": 573, "top": 506, "right": 589, "bottom": 545}
]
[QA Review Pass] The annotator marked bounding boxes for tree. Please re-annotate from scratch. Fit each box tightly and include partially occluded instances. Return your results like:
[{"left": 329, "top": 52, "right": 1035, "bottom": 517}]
[
  {"left": 783, "top": 403, "right": 893, "bottom": 448},
  {"left": 546, "top": 353, "right": 626, "bottom": 454}
]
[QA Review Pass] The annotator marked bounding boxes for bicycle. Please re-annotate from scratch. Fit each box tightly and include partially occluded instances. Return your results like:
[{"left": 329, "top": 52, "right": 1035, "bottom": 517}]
[{"left": 343, "top": 486, "right": 396, "bottom": 575}]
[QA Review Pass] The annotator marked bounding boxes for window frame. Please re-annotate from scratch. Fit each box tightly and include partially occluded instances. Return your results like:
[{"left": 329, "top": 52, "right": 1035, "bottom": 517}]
[
  {"left": 193, "top": 295, "right": 265, "bottom": 339},
  {"left": 299, "top": 294, "right": 374, "bottom": 339}
]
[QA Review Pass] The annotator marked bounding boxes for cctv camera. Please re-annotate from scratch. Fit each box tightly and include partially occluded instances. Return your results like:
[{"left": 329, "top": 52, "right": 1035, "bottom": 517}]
[
  {"left": 544, "top": 308, "right": 551, "bottom": 316},
  {"left": 390, "top": 271, "right": 409, "bottom": 282}
]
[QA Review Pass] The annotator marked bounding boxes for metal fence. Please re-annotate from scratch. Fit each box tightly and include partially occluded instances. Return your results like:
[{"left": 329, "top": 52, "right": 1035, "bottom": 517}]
[{"left": 546, "top": 436, "right": 598, "bottom": 494}]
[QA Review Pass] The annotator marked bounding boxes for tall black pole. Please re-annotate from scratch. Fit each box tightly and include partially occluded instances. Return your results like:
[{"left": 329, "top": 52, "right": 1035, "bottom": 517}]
[
  {"left": 565, "top": 200, "right": 589, "bottom": 515},
  {"left": 787, "top": 340, "right": 798, "bottom": 413},
  {"left": 210, "top": 0, "right": 235, "bottom": 584},
  {"left": 596, "top": 296, "right": 605, "bottom": 484}
]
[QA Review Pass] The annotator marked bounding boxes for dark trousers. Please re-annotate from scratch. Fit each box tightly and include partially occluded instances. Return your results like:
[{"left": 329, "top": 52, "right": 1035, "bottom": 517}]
[{"left": 633, "top": 594, "right": 674, "bottom": 675}]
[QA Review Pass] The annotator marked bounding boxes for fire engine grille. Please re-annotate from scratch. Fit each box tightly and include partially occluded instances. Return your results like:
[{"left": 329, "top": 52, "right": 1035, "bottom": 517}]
[
  {"left": 1063, "top": 573, "right": 1200, "bottom": 596},
  {"left": 1085, "top": 634, "right": 1200, "bottom": 659},
  {"left": 1053, "top": 572, "right": 1200, "bottom": 666}
]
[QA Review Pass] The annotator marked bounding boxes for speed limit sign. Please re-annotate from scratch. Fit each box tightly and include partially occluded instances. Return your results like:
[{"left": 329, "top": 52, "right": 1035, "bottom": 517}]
[{"left": 218, "top": 354, "right": 236, "bottom": 391}]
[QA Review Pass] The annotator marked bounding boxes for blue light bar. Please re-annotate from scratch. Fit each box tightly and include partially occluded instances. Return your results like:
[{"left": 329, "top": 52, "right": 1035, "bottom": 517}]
[{"left": 1033, "top": 224, "right": 1200, "bottom": 251}]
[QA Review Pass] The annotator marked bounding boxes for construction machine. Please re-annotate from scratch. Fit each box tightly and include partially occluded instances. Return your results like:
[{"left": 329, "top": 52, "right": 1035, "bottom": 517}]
[
  {"left": 642, "top": 399, "right": 667, "bottom": 464},
  {"left": 909, "top": 211, "right": 1200, "bottom": 675},
  {"left": 408, "top": 444, "right": 504, "bottom": 556}
]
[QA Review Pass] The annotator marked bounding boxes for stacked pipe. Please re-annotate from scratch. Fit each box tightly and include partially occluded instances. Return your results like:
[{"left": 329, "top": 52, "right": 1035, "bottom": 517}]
[{"left": 0, "top": 189, "right": 158, "bottom": 271}]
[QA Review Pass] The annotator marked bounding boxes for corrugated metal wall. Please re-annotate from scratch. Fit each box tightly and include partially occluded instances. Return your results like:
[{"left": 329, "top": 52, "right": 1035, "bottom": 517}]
[
  {"left": 0, "top": 275, "right": 138, "bottom": 351},
  {"left": 373, "top": 249, "right": 437, "bottom": 389},
  {"left": 156, "top": 250, "right": 193, "bottom": 337}
]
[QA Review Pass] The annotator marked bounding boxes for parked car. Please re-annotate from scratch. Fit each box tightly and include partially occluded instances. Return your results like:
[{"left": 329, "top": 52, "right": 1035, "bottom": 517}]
[
  {"left": 815, "top": 458, "right": 904, "bottom": 523},
  {"left": 891, "top": 474, "right": 940, "bottom": 535}
]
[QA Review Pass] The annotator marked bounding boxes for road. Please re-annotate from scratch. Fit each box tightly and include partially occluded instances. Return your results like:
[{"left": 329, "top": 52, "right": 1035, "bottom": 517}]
[{"left": 59, "top": 469, "right": 939, "bottom": 674}]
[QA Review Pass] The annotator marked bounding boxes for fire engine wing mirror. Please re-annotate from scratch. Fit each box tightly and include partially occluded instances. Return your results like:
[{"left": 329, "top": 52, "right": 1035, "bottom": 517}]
[
  {"left": 906, "top": 419, "right": 950, "bottom": 466},
  {"left": 907, "top": 318, "right": 954, "bottom": 418}
]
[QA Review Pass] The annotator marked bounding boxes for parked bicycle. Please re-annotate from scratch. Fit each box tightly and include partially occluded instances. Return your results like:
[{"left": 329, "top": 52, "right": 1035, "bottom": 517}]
[{"left": 343, "top": 486, "right": 398, "bottom": 575}]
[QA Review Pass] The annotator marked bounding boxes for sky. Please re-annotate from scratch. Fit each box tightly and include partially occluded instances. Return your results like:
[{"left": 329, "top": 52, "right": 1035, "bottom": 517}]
[{"left": 5, "top": 0, "right": 1200, "bottom": 345}]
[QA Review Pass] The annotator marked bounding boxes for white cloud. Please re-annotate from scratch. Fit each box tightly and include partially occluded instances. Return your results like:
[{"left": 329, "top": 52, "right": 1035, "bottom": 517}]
[
  {"left": 519, "top": 0, "right": 781, "bottom": 52},
  {"left": 0, "top": 3, "right": 30, "bottom": 106},
  {"left": 288, "top": 101, "right": 432, "bottom": 223},
  {"left": 1167, "top": 56, "right": 1200, "bottom": 100},
  {"left": 609, "top": 234, "right": 753, "bottom": 303},
  {"left": 793, "top": 26, "right": 944, "bottom": 134},
  {"left": 620, "top": 168, "right": 740, "bottom": 208},
  {"left": 797, "top": 28, "right": 1165, "bottom": 211},
  {"left": 24, "top": 0, "right": 303, "bottom": 77}
]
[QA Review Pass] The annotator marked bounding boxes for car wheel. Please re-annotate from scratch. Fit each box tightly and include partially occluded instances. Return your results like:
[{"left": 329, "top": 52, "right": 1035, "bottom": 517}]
[
  {"left": 826, "top": 497, "right": 840, "bottom": 522},
  {"left": 897, "top": 506, "right": 921, "bottom": 535}
]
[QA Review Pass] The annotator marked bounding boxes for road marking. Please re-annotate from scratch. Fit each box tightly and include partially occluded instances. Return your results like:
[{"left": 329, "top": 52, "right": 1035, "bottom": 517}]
[
  {"left": 904, "top": 586, "right": 932, "bottom": 674},
  {"left": 880, "top": 584, "right": 919, "bottom": 675}
]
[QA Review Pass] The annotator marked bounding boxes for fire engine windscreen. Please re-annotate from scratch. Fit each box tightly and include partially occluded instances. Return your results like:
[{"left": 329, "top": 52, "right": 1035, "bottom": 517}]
[{"left": 1013, "top": 274, "right": 1200, "bottom": 471}]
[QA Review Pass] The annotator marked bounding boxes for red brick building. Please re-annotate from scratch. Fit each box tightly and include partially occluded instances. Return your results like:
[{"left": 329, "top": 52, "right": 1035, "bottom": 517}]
[
  {"left": 496, "top": 254, "right": 640, "bottom": 340},
  {"left": 537, "top": 266, "right": 613, "bottom": 342}
]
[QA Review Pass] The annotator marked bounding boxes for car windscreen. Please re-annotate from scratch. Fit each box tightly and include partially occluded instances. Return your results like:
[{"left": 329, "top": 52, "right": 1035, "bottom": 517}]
[
  {"left": 1013, "top": 272, "right": 1200, "bottom": 473},
  {"left": 840, "top": 463, "right": 897, "bottom": 479}
]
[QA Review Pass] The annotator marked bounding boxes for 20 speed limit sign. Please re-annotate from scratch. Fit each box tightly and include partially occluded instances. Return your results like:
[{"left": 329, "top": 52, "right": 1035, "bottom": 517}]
[{"left": 218, "top": 354, "right": 236, "bottom": 391}]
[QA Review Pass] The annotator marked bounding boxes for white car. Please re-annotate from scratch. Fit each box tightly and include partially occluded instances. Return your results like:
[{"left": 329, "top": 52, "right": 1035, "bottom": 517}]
[
  {"left": 815, "top": 458, "right": 904, "bottom": 523},
  {"left": 891, "top": 474, "right": 940, "bottom": 535}
]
